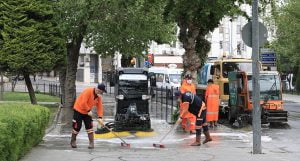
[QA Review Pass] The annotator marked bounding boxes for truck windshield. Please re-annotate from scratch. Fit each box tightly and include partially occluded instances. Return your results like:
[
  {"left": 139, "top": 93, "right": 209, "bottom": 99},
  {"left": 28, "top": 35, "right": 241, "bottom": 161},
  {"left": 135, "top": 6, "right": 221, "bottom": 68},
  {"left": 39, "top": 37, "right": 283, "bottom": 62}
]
[
  {"left": 248, "top": 75, "right": 281, "bottom": 100},
  {"left": 223, "top": 62, "right": 252, "bottom": 78},
  {"left": 119, "top": 74, "right": 148, "bottom": 97},
  {"left": 169, "top": 74, "right": 181, "bottom": 84}
]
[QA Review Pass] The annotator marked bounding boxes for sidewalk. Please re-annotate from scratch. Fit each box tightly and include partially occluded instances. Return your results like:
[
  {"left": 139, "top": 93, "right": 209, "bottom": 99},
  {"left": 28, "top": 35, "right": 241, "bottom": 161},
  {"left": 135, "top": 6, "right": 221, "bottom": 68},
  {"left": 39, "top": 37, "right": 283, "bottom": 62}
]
[
  {"left": 19, "top": 94, "right": 300, "bottom": 161},
  {"left": 20, "top": 119, "right": 299, "bottom": 161},
  {"left": 283, "top": 93, "right": 300, "bottom": 103}
]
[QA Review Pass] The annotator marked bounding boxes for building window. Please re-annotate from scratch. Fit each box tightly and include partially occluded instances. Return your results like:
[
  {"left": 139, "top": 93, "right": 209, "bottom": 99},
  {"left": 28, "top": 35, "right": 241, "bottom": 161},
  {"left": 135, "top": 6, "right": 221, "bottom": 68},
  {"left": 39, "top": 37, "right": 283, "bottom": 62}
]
[
  {"left": 237, "top": 25, "right": 241, "bottom": 34},
  {"left": 219, "top": 27, "right": 224, "bottom": 33},
  {"left": 220, "top": 41, "right": 223, "bottom": 49},
  {"left": 237, "top": 42, "right": 241, "bottom": 55}
]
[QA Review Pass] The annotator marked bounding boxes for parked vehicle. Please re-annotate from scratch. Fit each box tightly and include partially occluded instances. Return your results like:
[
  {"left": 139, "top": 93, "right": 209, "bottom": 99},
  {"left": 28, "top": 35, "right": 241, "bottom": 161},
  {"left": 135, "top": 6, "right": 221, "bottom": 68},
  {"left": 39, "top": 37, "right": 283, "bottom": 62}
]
[
  {"left": 113, "top": 68, "right": 152, "bottom": 131},
  {"left": 148, "top": 66, "right": 183, "bottom": 97},
  {"left": 197, "top": 58, "right": 256, "bottom": 113},
  {"left": 227, "top": 71, "right": 288, "bottom": 127}
]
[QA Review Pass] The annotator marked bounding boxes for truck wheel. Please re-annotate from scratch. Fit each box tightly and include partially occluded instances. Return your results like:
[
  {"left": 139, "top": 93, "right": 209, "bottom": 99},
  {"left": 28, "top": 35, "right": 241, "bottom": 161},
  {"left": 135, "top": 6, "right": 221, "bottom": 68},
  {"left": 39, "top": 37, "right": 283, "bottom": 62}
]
[{"left": 228, "top": 109, "right": 236, "bottom": 124}]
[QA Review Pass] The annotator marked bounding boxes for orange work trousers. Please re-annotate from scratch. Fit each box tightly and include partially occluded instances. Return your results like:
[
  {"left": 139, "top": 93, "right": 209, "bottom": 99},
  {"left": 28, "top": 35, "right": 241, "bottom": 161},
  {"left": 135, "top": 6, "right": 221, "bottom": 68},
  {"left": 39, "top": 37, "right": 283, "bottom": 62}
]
[{"left": 181, "top": 113, "right": 196, "bottom": 131}]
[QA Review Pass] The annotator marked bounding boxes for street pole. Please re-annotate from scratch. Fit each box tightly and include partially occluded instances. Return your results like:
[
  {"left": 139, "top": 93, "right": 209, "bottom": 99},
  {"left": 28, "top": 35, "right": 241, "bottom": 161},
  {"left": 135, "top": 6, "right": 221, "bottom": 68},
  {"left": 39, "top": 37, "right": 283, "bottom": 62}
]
[{"left": 252, "top": 0, "right": 262, "bottom": 154}]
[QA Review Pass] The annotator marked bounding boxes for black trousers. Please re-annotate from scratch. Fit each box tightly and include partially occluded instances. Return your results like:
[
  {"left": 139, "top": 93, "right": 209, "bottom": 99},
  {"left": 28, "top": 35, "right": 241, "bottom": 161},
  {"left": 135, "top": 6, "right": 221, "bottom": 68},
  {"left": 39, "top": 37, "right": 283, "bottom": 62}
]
[
  {"left": 72, "top": 110, "right": 93, "bottom": 133},
  {"left": 195, "top": 109, "right": 209, "bottom": 136}
]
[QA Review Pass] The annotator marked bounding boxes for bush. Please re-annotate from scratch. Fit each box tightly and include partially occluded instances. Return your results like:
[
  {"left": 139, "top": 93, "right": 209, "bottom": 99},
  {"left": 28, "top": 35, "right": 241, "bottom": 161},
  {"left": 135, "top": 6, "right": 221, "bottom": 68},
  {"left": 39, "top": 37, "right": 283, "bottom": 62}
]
[{"left": 0, "top": 104, "right": 50, "bottom": 161}]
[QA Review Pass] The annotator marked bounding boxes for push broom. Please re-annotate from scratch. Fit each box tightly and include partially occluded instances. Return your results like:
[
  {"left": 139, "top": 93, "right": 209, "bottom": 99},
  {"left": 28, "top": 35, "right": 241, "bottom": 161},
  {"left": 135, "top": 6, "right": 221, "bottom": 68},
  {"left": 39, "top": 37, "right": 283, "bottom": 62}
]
[
  {"left": 153, "top": 118, "right": 181, "bottom": 148},
  {"left": 97, "top": 120, "right": 130, "bottom": 147}
]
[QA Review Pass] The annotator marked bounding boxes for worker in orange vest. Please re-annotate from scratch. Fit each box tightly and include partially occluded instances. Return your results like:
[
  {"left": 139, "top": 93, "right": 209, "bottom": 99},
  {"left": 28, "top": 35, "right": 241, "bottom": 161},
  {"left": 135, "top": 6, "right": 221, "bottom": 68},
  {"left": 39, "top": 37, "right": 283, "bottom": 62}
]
[
  {"left": 205, "top": 79, "right": 220, "bottom": 128},
  {"left": 70, "top": 83, "right": 106, "bottom": 149},
  {"left": 179, "top": 74, "right": 196, "bottom": 134}
]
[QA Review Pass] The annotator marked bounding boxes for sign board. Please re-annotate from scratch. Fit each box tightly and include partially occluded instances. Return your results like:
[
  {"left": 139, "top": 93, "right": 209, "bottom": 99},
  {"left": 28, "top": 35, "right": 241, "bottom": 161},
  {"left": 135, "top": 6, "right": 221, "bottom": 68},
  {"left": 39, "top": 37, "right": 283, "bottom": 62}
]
[
  {"left": 260, "top": 48, "right": 277, "bottom": 68},
  {"left": 242, "top": 21, "right": 268, "bottom": 47}
]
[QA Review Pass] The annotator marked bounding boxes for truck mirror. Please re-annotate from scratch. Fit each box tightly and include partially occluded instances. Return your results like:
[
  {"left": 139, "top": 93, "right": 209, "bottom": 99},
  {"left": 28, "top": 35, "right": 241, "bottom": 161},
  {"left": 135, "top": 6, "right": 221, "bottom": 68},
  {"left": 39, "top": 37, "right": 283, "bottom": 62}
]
[{"left": 210, "top": 66, "right": 215, "bottom": 75}]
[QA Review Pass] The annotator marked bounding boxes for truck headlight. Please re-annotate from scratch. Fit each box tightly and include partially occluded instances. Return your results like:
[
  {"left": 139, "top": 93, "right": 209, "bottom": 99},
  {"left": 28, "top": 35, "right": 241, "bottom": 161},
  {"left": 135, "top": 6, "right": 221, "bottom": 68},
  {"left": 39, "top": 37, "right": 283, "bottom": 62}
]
[
  {"left": 142, "top": 95, "right": 151, "bottom": 100},
  {"left": 116, "top": 95, "right": 124, "bottom": 100},
  {"left": 220, "top": 100, "right": 228, "bottom": 106}
]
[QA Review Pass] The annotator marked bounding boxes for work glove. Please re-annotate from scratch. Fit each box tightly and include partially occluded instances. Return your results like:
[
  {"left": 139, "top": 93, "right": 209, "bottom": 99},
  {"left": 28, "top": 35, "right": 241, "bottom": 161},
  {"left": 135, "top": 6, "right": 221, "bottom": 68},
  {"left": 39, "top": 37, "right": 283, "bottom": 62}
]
[
  {"left": 97, "top": 118, "right": 105, "bottom": 126},
  {"left": 87, "top": 111, "right": 93, "bottom": 117},
  {"left": 176, "top": 117, "right": 183, "bottom": 124}
]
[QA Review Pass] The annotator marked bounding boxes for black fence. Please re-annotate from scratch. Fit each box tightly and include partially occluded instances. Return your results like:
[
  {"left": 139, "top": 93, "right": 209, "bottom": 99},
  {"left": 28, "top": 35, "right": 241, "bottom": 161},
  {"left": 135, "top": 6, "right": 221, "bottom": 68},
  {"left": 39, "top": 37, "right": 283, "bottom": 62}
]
[
  {"left": 2, "top": 81, "right": 62, "bottom": 102},
  {"left": 149, "top": 86, "right": 180, "bottom": 124}
]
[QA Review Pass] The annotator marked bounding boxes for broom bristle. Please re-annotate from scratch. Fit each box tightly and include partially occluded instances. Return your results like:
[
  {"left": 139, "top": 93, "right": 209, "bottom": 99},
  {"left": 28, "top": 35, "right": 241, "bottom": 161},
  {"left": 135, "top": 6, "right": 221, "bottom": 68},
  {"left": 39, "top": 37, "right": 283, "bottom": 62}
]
[
  {"left": 153, "top": 143, "right": 165, "bottom": 148},
  {"left": 121, "top": 142, "right": 130, "bottom": 147}
]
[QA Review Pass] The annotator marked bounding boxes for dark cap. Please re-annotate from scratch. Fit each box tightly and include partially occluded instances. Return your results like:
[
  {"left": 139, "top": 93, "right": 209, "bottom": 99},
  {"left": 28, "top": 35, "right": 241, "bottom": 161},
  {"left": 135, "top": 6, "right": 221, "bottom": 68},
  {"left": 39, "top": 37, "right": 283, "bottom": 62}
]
[
  {"left": 185, "top": 74, "right": 192, "bottom": 79},
  {"left": 97, "top": 83, "right": 107, "bottom": 93}
]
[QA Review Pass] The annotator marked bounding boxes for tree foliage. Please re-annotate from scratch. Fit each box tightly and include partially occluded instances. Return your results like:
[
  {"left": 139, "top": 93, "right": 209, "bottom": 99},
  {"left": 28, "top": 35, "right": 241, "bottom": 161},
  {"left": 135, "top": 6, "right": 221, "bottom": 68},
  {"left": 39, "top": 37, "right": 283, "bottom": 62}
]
[
  {"left": 86, "top": 0, "right": 175, "bottom": 57},
  {"left": 56, "top": 0, "right": 175, "bottom": 129},
  {"left": 271, "top": 0, "right": 300, "bottom": 91},
  {"left": 163, "top": 0, "right": 250, "bottom": 75},
  {"left": 0, "top": 0, "right": 65, "bottom": 104},
  {"left": 0, "top": 0, "right": 65, "bottom": 74}
]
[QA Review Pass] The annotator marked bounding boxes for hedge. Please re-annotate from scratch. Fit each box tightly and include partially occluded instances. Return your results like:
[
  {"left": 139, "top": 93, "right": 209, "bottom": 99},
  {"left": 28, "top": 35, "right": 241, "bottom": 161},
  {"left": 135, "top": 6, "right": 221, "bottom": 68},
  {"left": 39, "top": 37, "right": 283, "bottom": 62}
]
[{"left": 0, "top": 104, "right": 50, "bottom": 161}]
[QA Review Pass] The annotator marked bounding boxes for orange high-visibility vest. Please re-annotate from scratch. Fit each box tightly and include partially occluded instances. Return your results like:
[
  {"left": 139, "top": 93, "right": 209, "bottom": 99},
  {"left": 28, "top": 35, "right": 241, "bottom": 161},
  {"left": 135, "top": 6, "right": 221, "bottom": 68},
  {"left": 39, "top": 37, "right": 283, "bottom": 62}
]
[
  {"left": 180, "top": 80, "right": 196, "bottom": 94},
  {"left": 205, "top": 84, "right": 219, "bottom": 121},
  {"left": 73, "top": 88, "right": 103, "bottom": 117},
  {"left": 179, "top": 80, "right": 196, "bottom": 118}
]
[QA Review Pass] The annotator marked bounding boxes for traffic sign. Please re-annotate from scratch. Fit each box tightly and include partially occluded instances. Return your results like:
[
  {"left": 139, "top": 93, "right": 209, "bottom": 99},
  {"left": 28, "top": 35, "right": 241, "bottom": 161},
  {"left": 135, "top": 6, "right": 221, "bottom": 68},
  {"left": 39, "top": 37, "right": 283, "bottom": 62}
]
[
  {"left": 242, "top": 21, "right": 268, "bottom": 47},
  {"left": 260, "top": 48, "right": 276, "bottom": 67}
]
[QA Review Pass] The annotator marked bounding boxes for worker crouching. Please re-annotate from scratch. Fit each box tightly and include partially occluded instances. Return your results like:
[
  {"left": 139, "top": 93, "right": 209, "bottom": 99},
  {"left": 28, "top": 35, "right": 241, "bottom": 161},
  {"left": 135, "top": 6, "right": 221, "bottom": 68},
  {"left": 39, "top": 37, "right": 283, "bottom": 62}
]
[
  {"left": 179, "top": 74, "right": 197, "bottom": 134},
  {"left": 176, "top": 91, "right": 212, "bottom": 146}
]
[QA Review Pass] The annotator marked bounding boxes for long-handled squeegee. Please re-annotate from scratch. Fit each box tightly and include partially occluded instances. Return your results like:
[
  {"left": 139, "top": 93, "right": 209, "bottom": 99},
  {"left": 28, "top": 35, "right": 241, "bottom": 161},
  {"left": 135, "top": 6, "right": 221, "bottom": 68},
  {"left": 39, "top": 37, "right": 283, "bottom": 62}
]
[
  {"left": 153, "top": 118, "right": 181, "bottom": 148},
  {"left": 97, "top": 120, "right": 130, "bottom": 147}
]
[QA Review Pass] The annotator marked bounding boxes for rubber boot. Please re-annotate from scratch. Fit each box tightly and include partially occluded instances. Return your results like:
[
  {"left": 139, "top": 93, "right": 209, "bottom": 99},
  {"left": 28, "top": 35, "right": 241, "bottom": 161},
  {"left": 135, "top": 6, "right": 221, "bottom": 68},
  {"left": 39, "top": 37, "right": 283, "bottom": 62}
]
[
  {"left": 70, "top": 133, "right": 77, "bottom": 148},
  {"left": 203, "top": 131, "right": 212, "bottom": 144},
  {"left": 190, "top": 135, "right": 201, "bottom": 146},
  {"left": 88, "top": 133, "right": 94, "bottom": 149}
]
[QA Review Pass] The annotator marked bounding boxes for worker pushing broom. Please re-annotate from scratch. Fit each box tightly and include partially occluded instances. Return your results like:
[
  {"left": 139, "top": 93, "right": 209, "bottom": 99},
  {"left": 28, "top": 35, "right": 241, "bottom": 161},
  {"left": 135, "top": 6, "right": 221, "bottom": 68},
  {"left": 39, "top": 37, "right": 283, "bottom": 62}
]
[
  {"left": 70, "top": 83, "right": 130, "bottom": 149},
  {"left": 153, "top": 91, "right": 212, "bottom": 148}
]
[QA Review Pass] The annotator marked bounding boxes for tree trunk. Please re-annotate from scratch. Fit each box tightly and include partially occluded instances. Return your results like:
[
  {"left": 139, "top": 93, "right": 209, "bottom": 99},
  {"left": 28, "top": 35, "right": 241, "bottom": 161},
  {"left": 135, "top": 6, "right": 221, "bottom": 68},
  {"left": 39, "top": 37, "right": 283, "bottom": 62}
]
[
  {"left": 59, "top": 68, "right": 66, "bottom": 105},
  {"left": 60, "top": 37, "right": 83, "bottom": 132},
  {"left": 178, "top": 22, "right": 201, "bottom": 80},
  {"left": 24, "top": 73, "right": 37, "bottom": 104},
  {"left": 0, "top": 73, "right": 3, "bottom": 101},
  {"left": 11, "top": 79, "right": 17, "bottom": 92}
]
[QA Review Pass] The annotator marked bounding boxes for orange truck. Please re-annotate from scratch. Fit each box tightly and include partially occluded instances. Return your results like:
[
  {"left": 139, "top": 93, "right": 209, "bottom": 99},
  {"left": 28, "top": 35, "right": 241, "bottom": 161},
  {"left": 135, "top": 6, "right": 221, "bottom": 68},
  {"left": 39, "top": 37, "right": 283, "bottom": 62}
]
[{"left": 227, "top": 71, "right": 288, "bottom": 127}]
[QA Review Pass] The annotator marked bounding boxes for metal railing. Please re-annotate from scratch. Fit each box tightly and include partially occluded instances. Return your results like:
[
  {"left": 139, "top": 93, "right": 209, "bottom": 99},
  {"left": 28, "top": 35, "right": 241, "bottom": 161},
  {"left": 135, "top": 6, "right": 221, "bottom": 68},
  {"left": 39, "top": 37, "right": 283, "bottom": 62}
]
[
  {"left": 2, "top": 81, "right": 62, "bottom": 102},
  {"left": 149, "top": 86, "right": 179, "bottom": 124}
]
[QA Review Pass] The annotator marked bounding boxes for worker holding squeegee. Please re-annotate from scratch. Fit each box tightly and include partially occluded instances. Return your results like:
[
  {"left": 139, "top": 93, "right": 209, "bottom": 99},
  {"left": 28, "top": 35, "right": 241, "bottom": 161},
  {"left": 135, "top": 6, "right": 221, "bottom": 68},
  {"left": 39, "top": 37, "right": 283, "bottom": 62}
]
[
  {"left": 177, "top": 91, "right": 212, "bottom": 146},
  {"left": 70, "top": 83, "right": 106, "bottom": 149}
]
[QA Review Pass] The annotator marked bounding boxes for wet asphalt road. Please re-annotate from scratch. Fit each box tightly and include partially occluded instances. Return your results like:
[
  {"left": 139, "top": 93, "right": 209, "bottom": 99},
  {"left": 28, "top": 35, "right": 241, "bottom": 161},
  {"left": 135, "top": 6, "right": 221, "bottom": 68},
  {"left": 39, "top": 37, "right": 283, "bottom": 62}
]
[{"left": 20, "top": 101, "right": 300, "bottom": 161}]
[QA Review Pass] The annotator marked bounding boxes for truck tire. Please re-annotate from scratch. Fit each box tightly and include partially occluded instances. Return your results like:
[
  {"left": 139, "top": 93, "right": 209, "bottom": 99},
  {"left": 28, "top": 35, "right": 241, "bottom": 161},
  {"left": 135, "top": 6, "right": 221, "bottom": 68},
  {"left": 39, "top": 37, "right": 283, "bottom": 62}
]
[{"left": 228, "top": 108, "right": 237, "bottom": 124}]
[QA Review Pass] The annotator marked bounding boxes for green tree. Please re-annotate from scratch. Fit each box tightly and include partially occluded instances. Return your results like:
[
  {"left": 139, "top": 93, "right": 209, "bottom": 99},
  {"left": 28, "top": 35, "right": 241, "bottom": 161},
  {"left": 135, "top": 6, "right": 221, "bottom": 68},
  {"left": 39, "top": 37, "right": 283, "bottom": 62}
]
[
  {"left": 0, "top": 0, "right": 65, "bottom": 104},
  {"left": 57, "top": 0, "right": 174, "bottom": 130},
  {"left": 163, "top": 0, "right": 250, "bottom": 77},
  {"left": 271, "top": 0, "right": 300, "bottom": 91}
]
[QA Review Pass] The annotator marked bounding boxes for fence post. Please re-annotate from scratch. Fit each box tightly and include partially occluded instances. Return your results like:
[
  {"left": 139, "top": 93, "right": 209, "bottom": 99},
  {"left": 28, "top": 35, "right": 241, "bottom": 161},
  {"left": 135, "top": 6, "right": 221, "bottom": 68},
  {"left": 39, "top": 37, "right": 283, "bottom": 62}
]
[
  {"left": 156, "top": 87, "right": 158, "bottom": 118},
  {"left": 171, "top": 86, "right": 174, "bottom": 123},
  {"left": 161, "top": 86, "right": 163, "bottom": 120},
  {"left": 44, "top": 83, "right": 45, "bottom": 94},
  {"left": 165, "top": 86, "right": 168, "bottom": 122}
]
